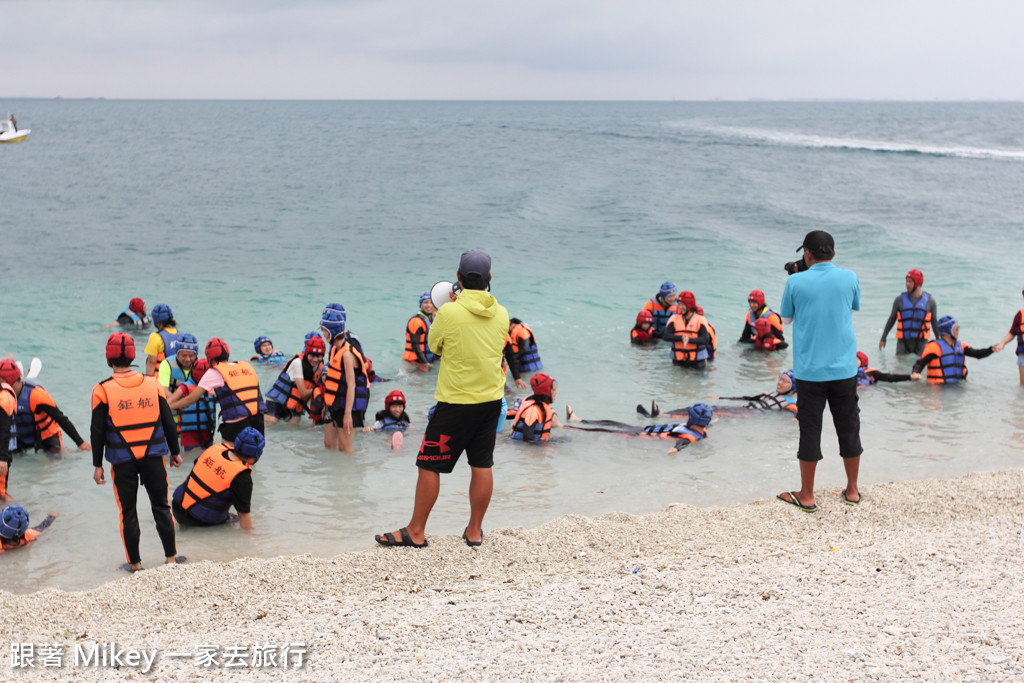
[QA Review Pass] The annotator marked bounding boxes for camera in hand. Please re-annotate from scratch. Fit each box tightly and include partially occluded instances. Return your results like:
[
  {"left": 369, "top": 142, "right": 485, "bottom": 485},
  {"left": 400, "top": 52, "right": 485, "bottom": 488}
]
[{"left": 784, "top": 255, "right": 809, "bottom": 275}]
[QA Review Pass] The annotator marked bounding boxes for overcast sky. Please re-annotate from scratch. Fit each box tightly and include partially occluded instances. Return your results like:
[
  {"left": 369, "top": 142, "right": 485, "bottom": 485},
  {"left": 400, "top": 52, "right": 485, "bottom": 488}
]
[{"left": 3, "top": 0, "right": 1022, "bottom": 100}]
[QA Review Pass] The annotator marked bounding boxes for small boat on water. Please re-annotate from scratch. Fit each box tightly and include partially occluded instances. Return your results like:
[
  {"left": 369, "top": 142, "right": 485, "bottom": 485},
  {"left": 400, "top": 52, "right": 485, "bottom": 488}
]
[{"left": 0, "top": 116, "right": 30, "bottom": 143}]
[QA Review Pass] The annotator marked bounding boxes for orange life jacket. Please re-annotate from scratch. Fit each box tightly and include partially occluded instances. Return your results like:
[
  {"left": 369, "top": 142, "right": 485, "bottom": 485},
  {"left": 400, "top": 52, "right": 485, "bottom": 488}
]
[
  {"left": 510, "top": 398, "right": 553, "bottom": 441},
  {"left": 667, "top": 312, "right": 711, "bottom": 363},
  {"left": 324, "top": 342, "right": 370, "bottom": 413},
  {"left": 92, "top": 373, "right": 169, "bottom": 464},
  {"left": 923, "top": 339, "right": 967, "bottom": 384},
  {"left": 175, "top": 443, "right": 250, "bottom": 524},
  {"left": 211, "top": 361, "right": 265, "bottom": 421},
  {"left": 403, "top": 313, "right": 437, "bottom": 363}
]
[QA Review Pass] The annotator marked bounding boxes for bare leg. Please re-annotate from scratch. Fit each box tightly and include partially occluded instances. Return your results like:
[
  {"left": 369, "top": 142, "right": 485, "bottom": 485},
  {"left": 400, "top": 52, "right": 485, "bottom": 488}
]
[
  {"left": 843, "top": 456, "right": 860, "bottom": 503},
  {"left": 1018, "top": 366, "right": 1024, "bottom": 387},
  {"left": 377, "top": 468, "right": 441, "bottom": 546},
  {"left": 779, "top": 460, "right": 818, "bottom": 508},
  {"left": 465, "top": 466, "right": 493, "bottom": 543},
  {"left": 323, "top": 422, "right": 339, "bottom": 450},
  {"left": 336, "top": 424, "right": 354, "bottom": 452}
]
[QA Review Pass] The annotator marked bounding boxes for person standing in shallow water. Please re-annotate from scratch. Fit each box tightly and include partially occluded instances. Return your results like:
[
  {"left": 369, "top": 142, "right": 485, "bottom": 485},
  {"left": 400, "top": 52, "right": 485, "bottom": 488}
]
[
  {"left": 376, "top": 250, "right": 509, "bottom": 548},
  {"left": 879, "top": 269, "right": 937, "bottom": 357},
  {"left": 777, "top": 231, "right": 863, "bottom": 512}
]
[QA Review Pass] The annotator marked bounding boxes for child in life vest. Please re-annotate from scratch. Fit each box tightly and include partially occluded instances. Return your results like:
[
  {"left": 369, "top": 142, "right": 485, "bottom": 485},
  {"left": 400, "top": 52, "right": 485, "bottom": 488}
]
[
  {"left": 753, "top": 317, "right": 789, "bottom": 351},
  {"left": 631, "top": 310, "right": 658, "bottom": 344},
  {"left": 251, "top": 336, "right": 287, "bottom": 364},
  {"left": 0, "top": 505, "right": 56, "bottom": 553},
  {"left": 363, "top": 390, "right": 411, "bottom": 432}
]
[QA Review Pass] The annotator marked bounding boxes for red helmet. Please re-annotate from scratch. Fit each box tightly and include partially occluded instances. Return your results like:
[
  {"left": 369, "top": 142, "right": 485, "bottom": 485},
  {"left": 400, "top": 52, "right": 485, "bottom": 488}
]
[
  {"left": 0, "top": 359, "right": 21, "bottom": 385},
  {"left": 129, "top": 297, "right": 146, "bottom": 315},
  {"left": 753, "top": 317, "right": 772, "bottom": 337},
  {"left": 856, "top": 351, "right": 869, "bottom": 368},
  {"left": 748, "top": 290, "right": 766, "bottom": 307},
  {"left": 906, "top": 269, "right": 924, "bottom": 287},
  {"left": 676, "top": 291, "right": 697, "bottom": 310},
  {"left": 304, "top": 336, "right": 326, "bottom": 356},
  {"left": 384, "top": 390, "right": 406, "bottom": 411},
  {"left": 105, "top": 332, "right": 136, "bottom": 362},
  {"left": 530, "top": 372, "right": 554, "bottom": 397},
  {"left": 191, "top": 358, "right": 211, "bottom": 383},
  {"left": 636, "top": 310, "right": 653, "bottom": 325},
  {"left": 205, "top": 337, "right": 230, "bottom": 363}
]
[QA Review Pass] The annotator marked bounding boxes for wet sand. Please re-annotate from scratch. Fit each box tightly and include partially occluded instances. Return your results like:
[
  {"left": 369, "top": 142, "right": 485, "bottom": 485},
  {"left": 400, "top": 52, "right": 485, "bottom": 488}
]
[{"left": 2, "top": 469, "right": 1023, "bottom": 681}]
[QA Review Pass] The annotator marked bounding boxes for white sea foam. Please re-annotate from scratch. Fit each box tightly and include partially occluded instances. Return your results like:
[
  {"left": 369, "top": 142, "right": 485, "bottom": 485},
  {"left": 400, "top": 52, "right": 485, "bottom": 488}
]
[{"left": 688, "top": 123, "right": 1024, "bottom": 160}]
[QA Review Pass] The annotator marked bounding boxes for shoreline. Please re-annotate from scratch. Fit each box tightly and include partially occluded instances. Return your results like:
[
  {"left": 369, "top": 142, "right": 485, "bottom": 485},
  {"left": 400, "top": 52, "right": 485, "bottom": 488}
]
[{"left": 3, "top": 468, "right": 1023, "bottom": 680}]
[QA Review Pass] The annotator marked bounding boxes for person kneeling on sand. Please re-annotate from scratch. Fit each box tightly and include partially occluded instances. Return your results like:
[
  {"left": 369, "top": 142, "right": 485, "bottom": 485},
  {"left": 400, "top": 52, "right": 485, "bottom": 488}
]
[
  {"left": 172, "top": 427, "right": 264, "bottom": 530},
  {"left": 565, "top": 402, "right": 713, "bottom": 455}
]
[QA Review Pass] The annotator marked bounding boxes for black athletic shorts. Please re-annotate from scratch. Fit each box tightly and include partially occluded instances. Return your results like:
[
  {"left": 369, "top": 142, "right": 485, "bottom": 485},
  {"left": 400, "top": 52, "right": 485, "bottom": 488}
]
[
  {"left": 417, "top": 399, "right": 502, "bottom": 474},
  {"left": 330, "top": 410, "right": 365, "bottom": 429},
  {"left": 219, "top": 414, "right": 264, "bottom": 442}
]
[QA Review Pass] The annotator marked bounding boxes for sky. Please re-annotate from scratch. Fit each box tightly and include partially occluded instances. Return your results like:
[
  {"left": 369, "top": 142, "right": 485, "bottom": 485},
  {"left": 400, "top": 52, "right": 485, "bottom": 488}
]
[{"left": 3, "top": 0, "right": 1023, "bottom": 101}]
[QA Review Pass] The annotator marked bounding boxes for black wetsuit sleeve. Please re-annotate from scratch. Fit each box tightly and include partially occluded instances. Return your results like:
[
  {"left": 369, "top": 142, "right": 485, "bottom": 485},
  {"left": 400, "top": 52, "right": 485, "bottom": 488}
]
[
  {"left": 251, "top": 412, "right": 265, "bottom": 434},
  {"left": 230, "top": 470, "right": 253, "bottom": 514},
  {"left": 504, "top": 343, "right": 522, "bottom": 381},
  {"left": 927, "top": 298, "right": 939, "bottom": 338},
  {"left": 880, "top": 296, "right": 901, "bottom": 341},
  {"left": 719, "top": 394, "right": 763, "bottom": 402},
  {"left": 691, "top": 325, "right": 711, "bottom": 348},
  {"left": 159, "top": 397, "right": 180, "bottom": 457},
  {"left": 866, "top": 370, "right": 912, "bottom": 383},
  {"left": 0, "top": 410, "right": 10, "bottom": 463},
  {"left": 38, "top": 404, "right": 85, "bottom": 446},
  {"left": 774, "top": 341, "right": 790, "bottom": 350},
  {"left": 31, "top": 514, "right": 57, "bottom": 533},
  {"left": 672, "top": 438, "right": 691, "bottom": 451},
  {"left": 410, "top": 325, "right": 430, "bottom": 364},
  {"left": 912, "top": 353, "right": 939, "bottom": 375},
  {"left": 91, "top": 402, "right": 108, "bottom": 467},
  {"left": 964, "top": 346, "right": 994, "bottom": 359},
  {"left": 738, "top": 322, "right": 754, "bottom": 343}
]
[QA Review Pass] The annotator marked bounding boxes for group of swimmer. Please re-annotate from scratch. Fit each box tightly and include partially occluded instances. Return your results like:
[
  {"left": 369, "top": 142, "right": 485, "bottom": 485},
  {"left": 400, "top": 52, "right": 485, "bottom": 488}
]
[
  {"left": 2, "top": 262, "right": 1022, "bottom": 565},
  {"left": 630, "top": 271, "right": 1021, "bottom": 385}
]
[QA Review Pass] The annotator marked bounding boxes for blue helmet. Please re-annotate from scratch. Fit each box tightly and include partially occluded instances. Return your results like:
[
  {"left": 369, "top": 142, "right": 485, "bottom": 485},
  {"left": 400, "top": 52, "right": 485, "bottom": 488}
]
[
  {"left": 0, "top": 504, "right": 29, "bottom": 539},
  {"left": 152, "top": 303, "right": 173, "bottom": 325},
  {"left": 419, "top": 291, "right": 431, "bottom": 307},
  {"left": 687, "top": 402, "right": 714, "bottom": 427},
  {"left": 324, "top": 302, "right": 346, "bottom": 315},
  {"left": 171, "top": 333, "right": 198, "bottom": 357},
  {"left": 780, "top": 369, "right": 797, "bottom": 393},
  {"left": 659, "top": 281, "right": 676, "bottom": 299},
  {"left": 320, "top": 309, "right": 347, "bottom": 341},
  {"left": 937, "top": 315, "right": 958, "bottom": 337},
  {"left": 234, "top": 427, "right": 265, "bottom": 463},
  {"left": 304, "top": 330, "right": 321, "bottom": 343},
  {"left": 253, "top": 335, "right": 272, "bottom": 354}
]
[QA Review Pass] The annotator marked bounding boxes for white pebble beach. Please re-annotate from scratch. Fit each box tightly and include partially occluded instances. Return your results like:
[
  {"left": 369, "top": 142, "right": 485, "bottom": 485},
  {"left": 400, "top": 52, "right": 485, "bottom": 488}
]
[{"left": 2, "top": 468, "right": 1023, "bottom": 681}]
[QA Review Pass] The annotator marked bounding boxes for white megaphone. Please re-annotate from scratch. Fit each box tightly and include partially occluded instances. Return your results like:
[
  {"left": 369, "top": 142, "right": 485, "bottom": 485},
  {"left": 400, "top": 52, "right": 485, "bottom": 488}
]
[{"left": 430, "top": 281, "right": 461, "bottom": 311}]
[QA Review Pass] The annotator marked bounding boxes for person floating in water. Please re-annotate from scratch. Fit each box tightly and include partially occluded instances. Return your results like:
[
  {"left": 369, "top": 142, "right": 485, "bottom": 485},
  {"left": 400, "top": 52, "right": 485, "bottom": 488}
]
[
  {"left": 631, "top": 310, "right": 658, "bottom": 344},
  {"left": 0, "top": 505, "right": 57, "bottom": 553},
  {"left": 363, "top": 390, "right": 412, "bottom": 433},
  {"left": 509, "top": 373, "right": 563, "bottom": 442},
  {"left": 637, "top": 370, "right": 798, "bottom": 418},
  {"left": 910, "top": 315, "right": 997, "bottom": 383},
  {"left": 251, "top": 336, "right": 286, "bottom": 364},
  {"left": 854, "top": 352, "right": 912, "bottom": 386},
  {"left": 102, "top": 297, "right": 150, "bottom": 330},
  {"left": 565, "top": 402, "right": 713, "bottom": 455}
]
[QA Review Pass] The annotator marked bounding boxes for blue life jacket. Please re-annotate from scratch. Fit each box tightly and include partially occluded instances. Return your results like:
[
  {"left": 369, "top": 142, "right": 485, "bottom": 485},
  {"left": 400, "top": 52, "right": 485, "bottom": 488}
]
[
  {"left": 14, "top": 382, "right": 44, "bottom": 448},
  {"left": 157, "top": 328, "right": 181, "bottom": 359},
  {"left": 931, "top": 339, "right": 966, "bottom": 383},
  {"left": 897, "top": 292, "right": 932, "bottom": 340}
]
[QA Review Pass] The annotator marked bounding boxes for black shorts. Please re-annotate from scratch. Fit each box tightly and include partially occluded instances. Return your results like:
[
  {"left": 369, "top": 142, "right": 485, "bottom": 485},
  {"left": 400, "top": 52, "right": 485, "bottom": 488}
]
[
  {"left": 417, "top": 399, "right": 502, "bottom": 474},
  {"left": 266, "top": 401, "right": 298, "bottom": 420},
  {"left": 796, "top": 376, "right": 863, "bottom": 462},
  {"left": 219, "top": 415, "right": 264, "bottom": 442},
  {"left": 330, "top": 410, "right": 365, "bottom": 429}
]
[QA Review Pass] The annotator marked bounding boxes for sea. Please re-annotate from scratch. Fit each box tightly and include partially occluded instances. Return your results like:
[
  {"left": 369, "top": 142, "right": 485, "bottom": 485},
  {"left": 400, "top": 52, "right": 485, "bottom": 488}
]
[{"left": 1, "top": 99, "right": 1023, "bottom": 593}]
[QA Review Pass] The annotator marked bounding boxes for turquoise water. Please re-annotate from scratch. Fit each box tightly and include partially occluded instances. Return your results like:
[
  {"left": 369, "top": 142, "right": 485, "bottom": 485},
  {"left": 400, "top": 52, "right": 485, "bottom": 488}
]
[{"left": 2, "top": 100, "right": 1024, "bottom": 593}]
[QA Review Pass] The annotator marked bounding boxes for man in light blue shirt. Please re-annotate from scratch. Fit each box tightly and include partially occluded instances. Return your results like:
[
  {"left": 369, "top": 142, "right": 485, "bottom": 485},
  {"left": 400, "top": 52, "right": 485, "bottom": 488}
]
[{"left": 777, "top": 231, "right": 862, "bottom": 512}]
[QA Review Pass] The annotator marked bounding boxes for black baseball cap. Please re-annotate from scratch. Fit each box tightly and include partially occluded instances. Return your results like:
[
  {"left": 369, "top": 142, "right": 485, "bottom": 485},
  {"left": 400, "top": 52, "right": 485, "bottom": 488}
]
[
  {"left": 797, "top": 230, "right": 835, "bottom": 258},
  {"left": 458, "top": 249, "right": 491, "bottom": 279}
]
